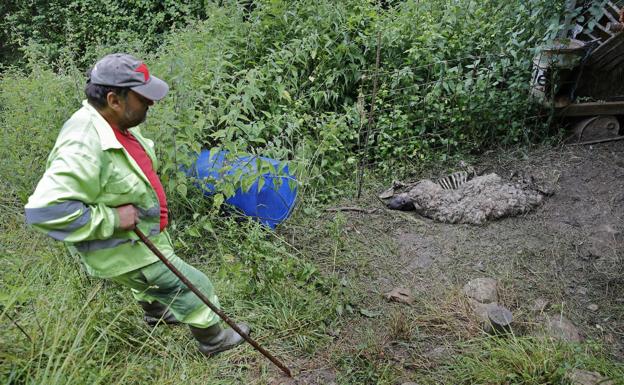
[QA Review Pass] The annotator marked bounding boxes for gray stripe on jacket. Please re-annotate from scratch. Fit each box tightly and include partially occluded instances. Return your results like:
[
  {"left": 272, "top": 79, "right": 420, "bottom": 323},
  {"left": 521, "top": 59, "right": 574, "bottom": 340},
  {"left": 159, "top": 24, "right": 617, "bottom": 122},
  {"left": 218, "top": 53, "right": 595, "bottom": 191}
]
[
  {"left": 75, "top": 238, "right": 131, "bottom": 253},
  {"left": 25, "top": 201, "right": 86, "bottom": 224}
]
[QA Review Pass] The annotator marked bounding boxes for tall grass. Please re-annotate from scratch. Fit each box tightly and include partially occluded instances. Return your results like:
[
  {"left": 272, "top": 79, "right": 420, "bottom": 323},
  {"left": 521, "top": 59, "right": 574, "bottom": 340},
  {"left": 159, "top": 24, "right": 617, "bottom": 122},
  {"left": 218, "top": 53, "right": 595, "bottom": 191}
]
[
  {"left": 0, "top": 180, "right": 340, "bottom": 383},
  {"left": 446, "top": 335, "right": 624, "bottom": 385}
]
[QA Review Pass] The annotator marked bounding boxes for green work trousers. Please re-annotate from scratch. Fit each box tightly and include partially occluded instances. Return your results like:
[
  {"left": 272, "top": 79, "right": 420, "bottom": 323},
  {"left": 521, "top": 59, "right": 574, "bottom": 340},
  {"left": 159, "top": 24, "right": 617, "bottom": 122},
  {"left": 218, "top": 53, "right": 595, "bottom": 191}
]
[{"left": 110, "top": 254, "right": 220, "bottom": 328}]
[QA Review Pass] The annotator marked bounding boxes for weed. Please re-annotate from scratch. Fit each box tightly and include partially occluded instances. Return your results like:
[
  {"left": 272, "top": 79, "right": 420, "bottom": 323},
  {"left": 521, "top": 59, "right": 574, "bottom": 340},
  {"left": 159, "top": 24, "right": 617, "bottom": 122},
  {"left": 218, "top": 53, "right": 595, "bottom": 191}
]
[
  {"left": 388, "top": 309, "right": 415, "bottom": 343},
  {"left": 445, "top": 335, "right": 624, "bottom": 385}
]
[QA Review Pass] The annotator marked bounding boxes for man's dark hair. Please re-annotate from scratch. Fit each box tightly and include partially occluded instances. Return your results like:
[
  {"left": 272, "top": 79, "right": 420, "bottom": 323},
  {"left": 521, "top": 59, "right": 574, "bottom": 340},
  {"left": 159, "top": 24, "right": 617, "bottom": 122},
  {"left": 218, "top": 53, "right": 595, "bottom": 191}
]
[{"left": 85, "top": 82, "right": 129, "bottom": 109}]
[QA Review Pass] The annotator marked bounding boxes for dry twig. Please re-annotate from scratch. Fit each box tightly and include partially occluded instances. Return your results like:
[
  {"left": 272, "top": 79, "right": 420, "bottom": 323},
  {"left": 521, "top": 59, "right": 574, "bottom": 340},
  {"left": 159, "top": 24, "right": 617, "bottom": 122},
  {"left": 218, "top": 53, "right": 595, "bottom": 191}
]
[{"left": 325, "top": 207, "right": 378, "bottom": 214}]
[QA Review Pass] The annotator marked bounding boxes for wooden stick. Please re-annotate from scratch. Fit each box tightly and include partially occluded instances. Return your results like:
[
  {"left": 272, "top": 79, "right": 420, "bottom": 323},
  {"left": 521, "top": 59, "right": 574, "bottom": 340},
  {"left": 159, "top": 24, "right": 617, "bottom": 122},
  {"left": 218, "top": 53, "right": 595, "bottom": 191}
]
[
  {"left": 324, "top": 207, "right": 378, "bottom": 214},
  {"left": 357, "top": 30, "right": 382, "bottom": 200}
]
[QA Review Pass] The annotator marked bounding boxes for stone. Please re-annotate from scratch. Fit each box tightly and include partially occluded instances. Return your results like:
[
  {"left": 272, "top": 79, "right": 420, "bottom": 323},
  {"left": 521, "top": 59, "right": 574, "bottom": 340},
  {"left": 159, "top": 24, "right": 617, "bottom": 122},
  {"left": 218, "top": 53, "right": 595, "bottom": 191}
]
[
  {"left": 384, "top": 287, "right": 415, "bottom": 305},
  {"left": 487, "top": 305, "right": 513, "bottom": 334},
  {"left": 468, "top": 299, "right": 501, "bottom": 329},
  {"left": 564, "top": 369, "right": 614, "bottom": 385},
  {"left": 543, "top": 315, "right": 582, "bottom": 342},
  {"left": 468, "top": 299, "right": 491, "bottom": 322},
  {"left": 587, "top": 303, "right": 599, "bottom": 311},
  {"left": 463, "top": 278, "right": 499, "bottom": 303}
]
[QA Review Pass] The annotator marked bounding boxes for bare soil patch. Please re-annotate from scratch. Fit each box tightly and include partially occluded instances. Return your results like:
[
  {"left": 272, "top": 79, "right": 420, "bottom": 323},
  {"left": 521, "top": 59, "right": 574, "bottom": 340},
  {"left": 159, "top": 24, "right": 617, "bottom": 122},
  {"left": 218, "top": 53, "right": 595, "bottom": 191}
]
[{"left": 280, "top": 142, "right": 624, "bottom": 384}]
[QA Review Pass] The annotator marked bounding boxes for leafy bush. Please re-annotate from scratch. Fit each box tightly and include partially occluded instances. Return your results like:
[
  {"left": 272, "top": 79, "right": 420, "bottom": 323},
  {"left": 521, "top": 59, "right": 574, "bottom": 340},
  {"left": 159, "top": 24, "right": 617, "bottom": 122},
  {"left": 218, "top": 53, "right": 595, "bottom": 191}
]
[
  {"left": 0, "top": 0, "right": 209, "bottom": 69},
  {"left": 359, "top": 0, "right": 567, "bottom": 172},
  {"left": 1, "top": 0, "right": 567, "bottom": 206},
  {"left": 0, "top": 64, "right": 81, "bottom": 201}
]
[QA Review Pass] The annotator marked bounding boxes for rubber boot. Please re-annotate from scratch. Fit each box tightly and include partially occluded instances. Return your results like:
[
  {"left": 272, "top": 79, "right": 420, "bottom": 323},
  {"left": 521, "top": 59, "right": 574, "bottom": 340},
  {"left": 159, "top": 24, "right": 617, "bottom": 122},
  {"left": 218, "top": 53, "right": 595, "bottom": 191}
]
[
  {"left": 189, "top": 322, "right": 251, "bottom": 356},
  {"left": 138, "top": 301, "right": 180, "bottom": 326}
]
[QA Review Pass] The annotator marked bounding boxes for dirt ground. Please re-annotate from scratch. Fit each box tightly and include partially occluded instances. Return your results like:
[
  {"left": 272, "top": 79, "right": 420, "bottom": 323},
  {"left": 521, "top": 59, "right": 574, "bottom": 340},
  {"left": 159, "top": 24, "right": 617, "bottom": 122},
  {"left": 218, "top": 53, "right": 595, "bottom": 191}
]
[{"left": 277, "top": 142, "right": 624, "bottom": 384}]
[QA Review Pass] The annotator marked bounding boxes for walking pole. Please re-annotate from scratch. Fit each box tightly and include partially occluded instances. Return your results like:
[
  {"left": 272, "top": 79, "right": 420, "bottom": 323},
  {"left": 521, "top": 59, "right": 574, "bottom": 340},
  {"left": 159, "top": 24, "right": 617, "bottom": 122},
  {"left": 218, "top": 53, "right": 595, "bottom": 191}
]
[{"left": 133, "top": 228, "right": 293, "bottom": 378}]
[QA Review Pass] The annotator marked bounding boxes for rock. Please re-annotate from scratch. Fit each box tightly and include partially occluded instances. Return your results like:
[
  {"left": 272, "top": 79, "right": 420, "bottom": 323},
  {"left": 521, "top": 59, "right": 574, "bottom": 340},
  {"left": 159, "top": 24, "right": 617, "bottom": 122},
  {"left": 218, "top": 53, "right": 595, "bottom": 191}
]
[
  {"left": 468, "top": 299, "right": 502, "bottom": 330},
  {"left": 487, "top": 305, "right": 513, "bottom": 334},
  {"left": 384, "top": 287, "right": 415, "bottom": 305},
  {"left": 468, "top": 299, "right": 492, "bottom": 322},
  {"left": 531, "top": 298, "right": 549, "bottom": 312},
  {"left": 467, "top": 301, "right": 513, "bottom": 334},
  {"left": 463, "top": 278, "right": 499, "bottom": 303},
  {"left": 543, "top": 315, "right": 582, "bottom": 342},
  {"left": 564, "top": 369, "right": 614, "bottom": 385},
  {"left": 587, "top": 303, "right": 599, "bottom": 311}
]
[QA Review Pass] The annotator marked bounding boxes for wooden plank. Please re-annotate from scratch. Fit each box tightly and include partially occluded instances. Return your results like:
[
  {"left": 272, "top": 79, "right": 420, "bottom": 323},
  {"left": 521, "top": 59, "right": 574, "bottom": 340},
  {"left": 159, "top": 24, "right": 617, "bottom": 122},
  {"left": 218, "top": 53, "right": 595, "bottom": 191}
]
[
  {"left": 588, "top": 32, "right": 624, "bottom": 67},
  {"left": 604, "top": 7, "right": 619, "bottom": 24},
  {"left": 607, "top": 1, "right": 620, "bottom": 14},
  {"left": 584, "top": 30, "right": 603, "bottom": 44},
  {"left": 596, "top": 21, "right": 615, "bottom": 37},
  {"left": 599, "top": 48, "right": 624, "bottom": 71},
  {"left": 556, "top": 101, "right": 624, "bottom": 117},
  {"left": 592, "top": 43, "right": 624, "bottom": 69}
]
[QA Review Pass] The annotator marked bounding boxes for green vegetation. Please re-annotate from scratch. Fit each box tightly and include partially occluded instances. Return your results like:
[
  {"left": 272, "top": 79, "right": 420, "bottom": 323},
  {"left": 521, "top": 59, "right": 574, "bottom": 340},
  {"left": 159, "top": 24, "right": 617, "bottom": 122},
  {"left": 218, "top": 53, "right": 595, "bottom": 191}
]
[
  {"left": 0, "top": 0, "right": 210, "bottom": 68},
  {"left": 2, "top": 1, "right": 622, "bottom": 384},
  {"left": 448, "top": 336, "right": 624, "bottom": 384},
  {"left": 1, "top": 180, "right": 341, "bottom": 383},
  {"left": 1, "top": 0, "right": 567, "bottom": 203}
]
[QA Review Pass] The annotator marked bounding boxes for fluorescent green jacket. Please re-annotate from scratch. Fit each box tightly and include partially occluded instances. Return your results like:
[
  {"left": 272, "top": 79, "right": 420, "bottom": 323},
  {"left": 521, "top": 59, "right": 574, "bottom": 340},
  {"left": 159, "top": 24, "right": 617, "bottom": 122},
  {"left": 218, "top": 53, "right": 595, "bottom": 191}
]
[{"left": 25, "top": 100, "right": 173, "bottom": 278}]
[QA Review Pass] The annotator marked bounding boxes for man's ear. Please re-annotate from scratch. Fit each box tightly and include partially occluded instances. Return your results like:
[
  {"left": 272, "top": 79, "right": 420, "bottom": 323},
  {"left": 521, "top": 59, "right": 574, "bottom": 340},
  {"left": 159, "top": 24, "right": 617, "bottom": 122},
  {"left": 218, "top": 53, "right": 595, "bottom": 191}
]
[{"left": 106, "top": 92, "right": 124, "bottom": 112}]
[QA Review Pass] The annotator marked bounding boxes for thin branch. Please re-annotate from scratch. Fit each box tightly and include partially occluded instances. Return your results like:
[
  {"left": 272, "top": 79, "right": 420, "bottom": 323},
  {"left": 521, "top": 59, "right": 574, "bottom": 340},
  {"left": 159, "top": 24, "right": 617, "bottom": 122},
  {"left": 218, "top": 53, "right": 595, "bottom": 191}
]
[
  {"left": 357, "top": 30, "right": 382, "bottom": 200},
  {"left": 5, "top": 313, "right": 32, "bottom": 343},
  {"left": 325, "top": 207, "right": 378, "bottom": 214}
]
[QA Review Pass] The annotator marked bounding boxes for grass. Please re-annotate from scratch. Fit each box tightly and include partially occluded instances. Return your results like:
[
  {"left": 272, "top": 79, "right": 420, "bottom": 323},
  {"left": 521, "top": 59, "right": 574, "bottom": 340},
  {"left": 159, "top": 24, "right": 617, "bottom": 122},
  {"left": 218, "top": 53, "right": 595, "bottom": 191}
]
[
  {"left": 2, "top": 168, "right": 624, "bottom": 384},
  {"left": 445, "top": 335, "right": 624, "bottom": 385},
  {"left": 0, "top": 181, "right": 341, "bottom": 384}
]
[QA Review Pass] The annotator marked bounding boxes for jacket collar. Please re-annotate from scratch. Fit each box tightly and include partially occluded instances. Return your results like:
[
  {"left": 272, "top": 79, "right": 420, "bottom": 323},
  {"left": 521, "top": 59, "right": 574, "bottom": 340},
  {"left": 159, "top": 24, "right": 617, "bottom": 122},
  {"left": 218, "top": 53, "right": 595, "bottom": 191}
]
[
  {"left": 81, "top": 100, "right": 156, "bottom": 184},
  {"left": 82, "top": 100, "right": 123, "bottom": 151}
]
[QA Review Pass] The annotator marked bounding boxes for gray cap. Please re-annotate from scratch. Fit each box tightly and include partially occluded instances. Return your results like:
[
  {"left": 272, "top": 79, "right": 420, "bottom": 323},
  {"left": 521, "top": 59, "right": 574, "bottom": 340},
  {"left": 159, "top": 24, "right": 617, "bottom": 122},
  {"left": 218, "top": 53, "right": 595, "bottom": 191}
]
[{"left": 88, "top": 53, "right": 169, "bottom": 101}]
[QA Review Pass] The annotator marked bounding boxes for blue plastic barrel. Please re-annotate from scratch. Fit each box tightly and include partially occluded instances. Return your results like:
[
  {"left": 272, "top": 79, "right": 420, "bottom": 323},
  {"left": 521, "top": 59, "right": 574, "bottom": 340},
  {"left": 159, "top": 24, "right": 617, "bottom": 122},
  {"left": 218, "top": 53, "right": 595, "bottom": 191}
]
[{"left": 189, "top": 150, "right": 298, "bottom": 229}]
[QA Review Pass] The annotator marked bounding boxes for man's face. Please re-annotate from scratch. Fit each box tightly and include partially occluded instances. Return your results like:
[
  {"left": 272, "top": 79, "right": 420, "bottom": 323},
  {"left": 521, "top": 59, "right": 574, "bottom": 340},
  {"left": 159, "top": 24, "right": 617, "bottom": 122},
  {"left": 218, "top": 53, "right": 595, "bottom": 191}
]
[{"left": 117, "top": 90, "right": 154, "bottom": 129}]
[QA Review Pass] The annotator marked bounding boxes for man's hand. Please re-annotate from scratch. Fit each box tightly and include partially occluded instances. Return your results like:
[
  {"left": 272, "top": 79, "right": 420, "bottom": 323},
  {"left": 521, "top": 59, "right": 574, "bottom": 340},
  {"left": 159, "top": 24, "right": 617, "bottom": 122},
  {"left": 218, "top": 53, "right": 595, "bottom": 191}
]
[{"left": 116, "top": 204, "right": 140, "bottom": 230}]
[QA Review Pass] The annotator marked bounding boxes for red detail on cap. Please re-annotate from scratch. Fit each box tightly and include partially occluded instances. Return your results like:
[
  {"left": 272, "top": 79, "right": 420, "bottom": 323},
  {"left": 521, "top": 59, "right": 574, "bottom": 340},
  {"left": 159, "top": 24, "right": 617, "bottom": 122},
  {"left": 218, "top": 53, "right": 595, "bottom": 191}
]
[{"left": 135, "top": 63, "right": 150, "bottom": 82}]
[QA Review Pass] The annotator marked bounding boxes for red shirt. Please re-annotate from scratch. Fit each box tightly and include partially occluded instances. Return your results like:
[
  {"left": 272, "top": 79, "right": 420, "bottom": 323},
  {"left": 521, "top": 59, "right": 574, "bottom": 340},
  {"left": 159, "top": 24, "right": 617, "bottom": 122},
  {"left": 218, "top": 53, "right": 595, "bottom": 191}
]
[{"left": 111, "top": 125, "right": 168, "bottom": 231}]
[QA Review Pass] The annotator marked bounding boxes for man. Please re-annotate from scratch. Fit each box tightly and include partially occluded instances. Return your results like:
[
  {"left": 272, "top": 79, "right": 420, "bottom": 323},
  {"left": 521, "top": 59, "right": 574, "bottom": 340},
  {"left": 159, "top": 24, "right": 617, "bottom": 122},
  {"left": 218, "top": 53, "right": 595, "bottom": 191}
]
[{"left": 25, "top": 53, "right": 250, "bottom": 356}]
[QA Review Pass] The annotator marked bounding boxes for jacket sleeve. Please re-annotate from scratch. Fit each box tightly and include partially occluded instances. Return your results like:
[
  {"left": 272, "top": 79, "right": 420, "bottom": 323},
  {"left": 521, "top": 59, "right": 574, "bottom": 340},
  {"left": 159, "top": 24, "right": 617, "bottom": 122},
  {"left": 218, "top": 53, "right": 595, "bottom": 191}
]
[{"left": 24, "top": 135, "right": 119, "bottom": 243}]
